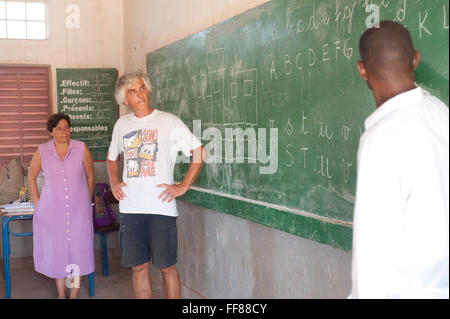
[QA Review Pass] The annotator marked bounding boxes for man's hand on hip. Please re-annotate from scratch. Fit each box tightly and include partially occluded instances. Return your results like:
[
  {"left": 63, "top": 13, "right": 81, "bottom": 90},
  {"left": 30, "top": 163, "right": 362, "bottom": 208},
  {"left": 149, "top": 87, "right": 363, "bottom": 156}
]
[{"left": 157, "top": 183, "right": 189, "bottom": 203}]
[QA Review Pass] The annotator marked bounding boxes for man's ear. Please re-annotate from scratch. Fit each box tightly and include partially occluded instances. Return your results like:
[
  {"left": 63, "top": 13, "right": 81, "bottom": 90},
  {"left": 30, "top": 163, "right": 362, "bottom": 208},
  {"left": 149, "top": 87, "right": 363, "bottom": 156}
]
[
  {"left": 412, "top": 50, "right": 420, "bottom": 70},
  {"left": 356, "top": 61, "right": 369, "bottom": 81}
]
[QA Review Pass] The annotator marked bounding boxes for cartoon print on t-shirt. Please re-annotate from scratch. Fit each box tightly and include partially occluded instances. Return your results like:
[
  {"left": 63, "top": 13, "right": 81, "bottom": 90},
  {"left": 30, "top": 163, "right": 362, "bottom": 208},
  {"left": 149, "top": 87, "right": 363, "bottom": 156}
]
[
  {"left": 124, "top": 130, "right": 141, "bottom": 150},
  {"left": 139, "top": 142, "right": 156, "bottom": 160},
  {"left": 123, "top": 129, "right": 158, "bottom": 178},
  {"left": 127, "top": 159, "right": 139, "bottom": 177}
]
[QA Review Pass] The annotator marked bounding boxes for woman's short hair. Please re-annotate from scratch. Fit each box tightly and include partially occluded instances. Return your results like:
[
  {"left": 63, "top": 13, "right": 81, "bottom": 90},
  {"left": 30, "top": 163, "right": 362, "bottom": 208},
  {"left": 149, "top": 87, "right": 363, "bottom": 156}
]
[
  {"left": 114, "top": 71, "right": 152, "bottom": 108},
  {"left": 47, "top": 113, "right": 71, "bottom": 132}
]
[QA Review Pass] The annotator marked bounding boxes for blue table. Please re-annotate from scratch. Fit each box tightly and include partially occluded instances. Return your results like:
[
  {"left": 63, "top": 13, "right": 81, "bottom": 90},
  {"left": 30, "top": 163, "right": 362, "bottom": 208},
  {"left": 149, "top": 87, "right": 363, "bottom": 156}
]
[{"left": 1, "top": 210, "right": 94, "bottom": 299}]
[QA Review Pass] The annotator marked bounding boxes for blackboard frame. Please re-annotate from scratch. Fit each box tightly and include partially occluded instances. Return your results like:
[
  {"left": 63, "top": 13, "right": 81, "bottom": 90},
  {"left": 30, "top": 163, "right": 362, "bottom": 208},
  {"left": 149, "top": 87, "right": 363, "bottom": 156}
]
[{"left": 146, "top": 0, "right": 449, "bottom": 250}]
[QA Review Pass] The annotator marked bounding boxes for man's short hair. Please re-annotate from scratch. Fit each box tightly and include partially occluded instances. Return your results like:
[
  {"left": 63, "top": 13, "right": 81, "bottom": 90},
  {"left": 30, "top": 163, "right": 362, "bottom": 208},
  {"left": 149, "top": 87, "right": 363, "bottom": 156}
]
[
  {"left": 114, "top": 71, "right": 153, "bottom": 108},
  {"left": 359, "top": 21, "right": 415, "bottom": 79}
]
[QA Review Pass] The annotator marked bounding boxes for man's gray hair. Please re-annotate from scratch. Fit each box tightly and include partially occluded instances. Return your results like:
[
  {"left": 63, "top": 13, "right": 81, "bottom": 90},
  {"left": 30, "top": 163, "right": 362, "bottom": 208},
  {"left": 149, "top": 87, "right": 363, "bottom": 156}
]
[{"left": 114, "top": 71, "right": 153, "bottom": 108}]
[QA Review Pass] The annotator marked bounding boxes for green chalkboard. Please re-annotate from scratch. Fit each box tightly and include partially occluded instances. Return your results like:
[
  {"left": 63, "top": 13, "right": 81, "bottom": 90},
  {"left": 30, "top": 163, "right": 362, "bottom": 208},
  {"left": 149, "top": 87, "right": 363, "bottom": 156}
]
[
  {"left": 56, "top": 68, "right": 118, "bottom": 161},
  {"left": 146, "top": 0, "right": 449, "bottom": 250}
]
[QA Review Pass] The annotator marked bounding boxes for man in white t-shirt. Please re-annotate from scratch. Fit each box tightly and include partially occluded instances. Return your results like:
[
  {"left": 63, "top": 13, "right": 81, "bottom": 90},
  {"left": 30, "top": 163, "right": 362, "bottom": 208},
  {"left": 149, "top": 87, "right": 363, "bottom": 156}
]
[
  {"left": 107, "top": 71, "right": 205, "bottom": 299},
  {"left": 350, "top": 21, "right": 449, "bottom": 298}
]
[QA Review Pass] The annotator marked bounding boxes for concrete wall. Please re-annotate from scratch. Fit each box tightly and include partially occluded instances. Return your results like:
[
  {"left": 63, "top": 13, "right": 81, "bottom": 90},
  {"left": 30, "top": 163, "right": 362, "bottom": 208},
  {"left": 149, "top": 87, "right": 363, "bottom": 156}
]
[
  {"left": 177, "top": 202, "right": 351, "bottom": 298},
  {"left": 123, "top": 0, "right": 352, "bottom": 298}
]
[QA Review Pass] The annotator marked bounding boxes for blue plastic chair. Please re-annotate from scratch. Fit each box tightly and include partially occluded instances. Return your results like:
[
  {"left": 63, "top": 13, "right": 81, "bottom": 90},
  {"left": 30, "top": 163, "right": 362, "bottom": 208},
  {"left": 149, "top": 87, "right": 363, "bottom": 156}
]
[{"left": 92, "top": 183, "right": 119, "bottom": 277}]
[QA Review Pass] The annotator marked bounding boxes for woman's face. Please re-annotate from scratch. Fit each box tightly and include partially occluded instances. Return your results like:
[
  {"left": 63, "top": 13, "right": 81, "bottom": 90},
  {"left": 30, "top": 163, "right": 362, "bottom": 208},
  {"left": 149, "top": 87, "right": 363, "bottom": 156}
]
[{"left": 50, "top": 119, "right": 70, "bottom": 143}]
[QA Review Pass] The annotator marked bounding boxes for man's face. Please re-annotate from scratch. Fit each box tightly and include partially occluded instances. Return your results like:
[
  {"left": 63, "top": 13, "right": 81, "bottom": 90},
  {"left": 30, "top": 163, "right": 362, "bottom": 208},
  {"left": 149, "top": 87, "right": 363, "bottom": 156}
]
[{"left": 123, "top": 78, "right": 149, "bottom": 110}]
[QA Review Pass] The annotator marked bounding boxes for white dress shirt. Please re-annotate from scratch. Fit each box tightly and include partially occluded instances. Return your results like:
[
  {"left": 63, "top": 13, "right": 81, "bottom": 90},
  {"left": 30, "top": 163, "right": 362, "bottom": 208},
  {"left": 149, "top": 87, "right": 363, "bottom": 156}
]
[{"left": 350, "top": 87, "right": 449, "bottom": 298}]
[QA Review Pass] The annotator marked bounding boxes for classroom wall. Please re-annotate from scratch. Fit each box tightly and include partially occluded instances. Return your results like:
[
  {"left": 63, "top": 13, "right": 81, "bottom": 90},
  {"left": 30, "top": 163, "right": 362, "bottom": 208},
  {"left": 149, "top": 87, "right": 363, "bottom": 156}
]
[
  {"left": 0, "top": 0, "right": 124, "bottom": 259},
  {"left": 124, "top": 0, "right": 352, "bottom": 298}
]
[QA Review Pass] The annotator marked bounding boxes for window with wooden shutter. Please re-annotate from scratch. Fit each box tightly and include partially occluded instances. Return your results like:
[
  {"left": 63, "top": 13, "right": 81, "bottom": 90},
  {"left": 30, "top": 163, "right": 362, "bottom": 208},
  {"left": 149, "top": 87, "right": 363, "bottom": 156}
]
[{"left": 0, "top": 65, "right": 50, "bottom": 169}]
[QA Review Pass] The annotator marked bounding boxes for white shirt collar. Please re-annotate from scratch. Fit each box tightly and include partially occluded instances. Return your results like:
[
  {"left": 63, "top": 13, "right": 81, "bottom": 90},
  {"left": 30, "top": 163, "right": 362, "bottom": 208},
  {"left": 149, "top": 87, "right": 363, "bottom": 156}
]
[{"left": 364, "top": 86, "right": 426, "bottom": 130}]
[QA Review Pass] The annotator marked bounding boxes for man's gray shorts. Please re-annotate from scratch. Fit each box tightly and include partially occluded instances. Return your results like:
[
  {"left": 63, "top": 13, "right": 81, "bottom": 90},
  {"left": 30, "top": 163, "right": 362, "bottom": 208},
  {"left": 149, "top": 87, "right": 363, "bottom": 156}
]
[{"left": 119, "top": 213, "right": 177, "bottom": 269}]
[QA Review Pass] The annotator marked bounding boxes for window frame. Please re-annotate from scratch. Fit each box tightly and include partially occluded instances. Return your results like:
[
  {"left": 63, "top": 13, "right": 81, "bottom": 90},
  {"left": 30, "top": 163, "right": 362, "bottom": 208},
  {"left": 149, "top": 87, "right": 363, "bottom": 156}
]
[{"left": 0, "top": 0, "right": 49, "bottom": 40}]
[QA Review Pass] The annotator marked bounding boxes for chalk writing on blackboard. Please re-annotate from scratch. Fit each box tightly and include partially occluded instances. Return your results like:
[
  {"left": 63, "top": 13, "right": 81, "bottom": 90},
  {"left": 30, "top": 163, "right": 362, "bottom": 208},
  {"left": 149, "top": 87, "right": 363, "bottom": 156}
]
[{"left": 56, "top": 68, "right": 117, "bottom": 161}]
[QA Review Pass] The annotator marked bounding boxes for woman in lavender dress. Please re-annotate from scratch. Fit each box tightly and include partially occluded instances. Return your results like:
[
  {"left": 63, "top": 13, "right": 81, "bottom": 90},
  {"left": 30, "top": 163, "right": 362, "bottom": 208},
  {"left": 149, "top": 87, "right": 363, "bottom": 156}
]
[{"left": 28, "top": 113, "right": 95, "bottom": 299}]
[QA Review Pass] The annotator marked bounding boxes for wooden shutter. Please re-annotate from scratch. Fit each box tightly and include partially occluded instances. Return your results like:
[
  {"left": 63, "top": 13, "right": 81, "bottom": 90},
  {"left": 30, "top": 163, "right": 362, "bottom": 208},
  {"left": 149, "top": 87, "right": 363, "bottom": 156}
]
[{"left": 0, "top": 65, "right": 50, "bottom": 169}]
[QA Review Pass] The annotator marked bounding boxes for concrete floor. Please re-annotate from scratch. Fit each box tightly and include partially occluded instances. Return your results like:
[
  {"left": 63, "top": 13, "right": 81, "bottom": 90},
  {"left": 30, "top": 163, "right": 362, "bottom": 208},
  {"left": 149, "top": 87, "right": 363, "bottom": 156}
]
[{"left": 0, "top": 249, "right": 203, "bottom": 299}]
